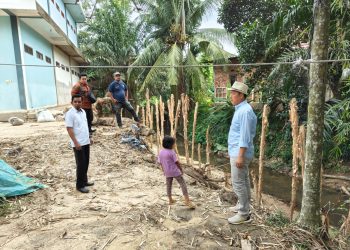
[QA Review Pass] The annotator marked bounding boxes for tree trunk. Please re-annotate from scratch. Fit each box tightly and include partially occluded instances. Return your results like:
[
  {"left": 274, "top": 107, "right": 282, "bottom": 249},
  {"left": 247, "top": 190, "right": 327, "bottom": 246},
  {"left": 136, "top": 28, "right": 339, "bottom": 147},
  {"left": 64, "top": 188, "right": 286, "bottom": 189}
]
[{"left": 297, "top": 0, "right": 330, "bottom": 230}]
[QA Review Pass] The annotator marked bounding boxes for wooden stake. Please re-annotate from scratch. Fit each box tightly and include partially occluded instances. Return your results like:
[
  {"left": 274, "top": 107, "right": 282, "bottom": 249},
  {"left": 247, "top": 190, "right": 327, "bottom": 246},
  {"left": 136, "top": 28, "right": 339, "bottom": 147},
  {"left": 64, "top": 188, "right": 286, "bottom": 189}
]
[
  {"left": 155, "top": 101, "right": 161, "bottom": 153},
  {"left": 150, "top": 105, "right": 154, "bottom": 129},
  {"left": 136, "top": 105, "right": 140, "bottom": 117},
  {"left": 225, "top": 172, "right": 230, "bottom": 188},
  {"left": 340, "top": 205, "right": 350, "bottom": 235},
  {"left": 250, "top": 170, "right": 258, "bottom": 201},
  {"left": 159, "top": 96, "right": 165, "bottom": 141},
  {"left": 298, "top": 125, "right": 306, "bottom": 179},
  {"left": 197, "top": 143, "right": 201, "bottom": 168},
  {"left": 191, "top": 102, "right": 199, "bottom": 165},
  {"left": 257, "top": 105, "right": 270, "bottom": 207},
  {"left": 181, "top": 94, "right": 190, "bottom": 164},
  {"left": 168, "top": 94, "right": 175, "bottom": 137},
  {"left": 173, "top": 100, "right": 181, "bottom": 138},
  {"left": 173, "top": 100, "right": 181, "bottom": 154},
  {"left": 206, "top": 126, "right": 210, "bottom": 164},
  {"left": 141, "top": 107, "right": 145, "bottom": 126},
  {"left": 167, "top": 98, "right": 174, "bottom": 138},
  {"left": 146, "top": 88, "right": 151, "bottom": 127},
  {"left": 150, "top": 105, "right": 154, "bottom": 146},
  {"left": 289, "top": 98, "right": 299, "bottom": 221}
]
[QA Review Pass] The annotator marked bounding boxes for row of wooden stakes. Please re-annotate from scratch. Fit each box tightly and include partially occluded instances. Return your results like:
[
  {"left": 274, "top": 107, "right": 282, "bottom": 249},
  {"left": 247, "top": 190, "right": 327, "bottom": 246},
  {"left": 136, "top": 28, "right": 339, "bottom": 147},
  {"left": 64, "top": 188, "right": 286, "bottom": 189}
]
[
  {"left": 134, "top": 91, "right": 307, "bottom": 222},
  {"left": 135, "top": 90, "right": 211, "bottom": 174}
]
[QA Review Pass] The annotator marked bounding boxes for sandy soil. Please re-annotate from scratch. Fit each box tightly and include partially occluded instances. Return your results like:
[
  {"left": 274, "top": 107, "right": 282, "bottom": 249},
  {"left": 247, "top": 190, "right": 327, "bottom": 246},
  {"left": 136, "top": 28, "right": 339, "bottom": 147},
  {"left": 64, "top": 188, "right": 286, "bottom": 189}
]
[{"left": 0, "top": 118, "right": 337, "bottom": 249}]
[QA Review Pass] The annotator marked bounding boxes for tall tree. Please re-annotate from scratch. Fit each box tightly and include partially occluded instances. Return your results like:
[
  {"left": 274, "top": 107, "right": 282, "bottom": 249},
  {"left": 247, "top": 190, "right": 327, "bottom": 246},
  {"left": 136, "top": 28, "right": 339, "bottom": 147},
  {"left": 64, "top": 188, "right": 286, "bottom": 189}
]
[
  {"left": 79, "top": 0, "right": 138, "bottom": 81},
  {"left": 128, "top": 0, "right": 234, "bottom": 98},
  {"left": 297, "top": 0, "right": 330, "bottom": 229},
  {"left": 218, "top": 0, "right": 278, "bottom": 32}
]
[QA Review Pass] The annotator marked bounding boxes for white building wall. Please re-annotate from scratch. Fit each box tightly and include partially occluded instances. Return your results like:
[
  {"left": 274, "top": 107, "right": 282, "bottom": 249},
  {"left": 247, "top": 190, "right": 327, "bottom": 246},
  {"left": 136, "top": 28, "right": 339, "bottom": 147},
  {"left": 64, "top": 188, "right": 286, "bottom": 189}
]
[
  {"left": 0, "top": 0, "right": 36, "bottom": 10},
  {"left": 53, "top": 46, "right": 71, "bottom": 105},
  {"left": 70, "top": 59, "right": 80, "bottom": 85}
]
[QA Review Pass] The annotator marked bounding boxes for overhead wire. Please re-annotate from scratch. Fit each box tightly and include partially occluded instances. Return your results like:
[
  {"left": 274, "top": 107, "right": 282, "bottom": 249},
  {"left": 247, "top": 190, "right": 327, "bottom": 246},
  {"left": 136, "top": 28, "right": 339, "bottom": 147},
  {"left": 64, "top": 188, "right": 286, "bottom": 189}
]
[{"left": 0, "top": 58, "right": 350, "bottom": 69}]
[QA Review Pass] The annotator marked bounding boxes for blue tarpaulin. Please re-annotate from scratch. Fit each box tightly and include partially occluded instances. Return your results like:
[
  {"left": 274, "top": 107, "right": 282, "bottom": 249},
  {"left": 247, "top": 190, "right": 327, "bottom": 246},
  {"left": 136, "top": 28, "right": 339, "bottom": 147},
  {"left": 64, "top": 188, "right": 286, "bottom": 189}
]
[{"left": 0, "top": 159, "right": 46, "bottom": 197}]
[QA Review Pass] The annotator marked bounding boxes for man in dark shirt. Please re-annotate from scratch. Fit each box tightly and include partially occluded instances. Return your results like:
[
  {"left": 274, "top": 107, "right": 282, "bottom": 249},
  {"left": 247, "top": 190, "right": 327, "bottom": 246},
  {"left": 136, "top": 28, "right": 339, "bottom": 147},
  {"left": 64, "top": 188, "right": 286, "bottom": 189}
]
[
  {"left": 71, "top": 73, "right": 95, "bottom": 134},
  {"left": 107, "top": 72, "right": 140, "bottom": 128}
]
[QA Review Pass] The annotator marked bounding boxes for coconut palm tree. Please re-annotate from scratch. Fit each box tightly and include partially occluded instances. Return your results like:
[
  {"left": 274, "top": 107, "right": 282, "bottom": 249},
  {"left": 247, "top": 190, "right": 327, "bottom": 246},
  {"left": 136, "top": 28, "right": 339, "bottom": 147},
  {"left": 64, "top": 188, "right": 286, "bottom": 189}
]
[
  {"left": 79, "top": 0, "right": 138, "bottom": 80},
  {"left": 128, "top": 0, "right": 234, "bottom": 98}
]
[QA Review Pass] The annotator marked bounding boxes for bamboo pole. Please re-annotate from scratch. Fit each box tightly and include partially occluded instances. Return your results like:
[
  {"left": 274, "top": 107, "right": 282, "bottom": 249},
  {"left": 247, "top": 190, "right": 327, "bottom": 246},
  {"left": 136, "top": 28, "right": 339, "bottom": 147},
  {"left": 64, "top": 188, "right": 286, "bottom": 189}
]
[
  {"left": 141, "top": 107, "right": 145, "bottom": 126},
  {"left": 146, "top": 88, "right": 151, "bottom": 127},
  {"left": 257, "top": 105, "right": 270, "bottom": 207},
  {"left": 181, "top": 94, "right": 190, "bottom": 164},
  {"left": 197, "top": 143, "right": 201, "bottom": 168},
  {"left": 289, "top": 98, "right": 299, "bottom": 221},
  {"left": 155, "top": 100, "right": 161, "bottom": 153},
  {"left": 298, "top": 125, "right": 306, "bottom": 179},
  {"left": 191, "top": 102, "right": 199, "bottom": 165},
  {"left": 159, "top": 96, "right": 165, "bottom": 141}
]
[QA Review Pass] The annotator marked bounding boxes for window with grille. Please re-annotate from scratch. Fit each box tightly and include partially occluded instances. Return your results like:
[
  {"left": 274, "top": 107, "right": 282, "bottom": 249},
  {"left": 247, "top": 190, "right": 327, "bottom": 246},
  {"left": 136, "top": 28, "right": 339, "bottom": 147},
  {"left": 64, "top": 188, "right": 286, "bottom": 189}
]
[
  {"left": 24, "top": 44, "right": 33, "bottom": 55},
  {"left": 215, "top": 87, "right": 227, "bottom": 99},
  {"left": 45, "top": 56, "right": 52, "bottom": 64},
  {"left": 36, "top": 51, "right": 43, "bottom": 60}
]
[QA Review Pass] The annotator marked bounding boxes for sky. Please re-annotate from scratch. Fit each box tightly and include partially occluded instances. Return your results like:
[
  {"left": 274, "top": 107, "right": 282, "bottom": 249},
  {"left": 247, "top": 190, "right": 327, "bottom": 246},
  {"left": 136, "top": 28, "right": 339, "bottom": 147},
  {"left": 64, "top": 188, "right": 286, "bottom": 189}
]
[{"left": 200, "top": 7, "right": 238, "bottom": 55}]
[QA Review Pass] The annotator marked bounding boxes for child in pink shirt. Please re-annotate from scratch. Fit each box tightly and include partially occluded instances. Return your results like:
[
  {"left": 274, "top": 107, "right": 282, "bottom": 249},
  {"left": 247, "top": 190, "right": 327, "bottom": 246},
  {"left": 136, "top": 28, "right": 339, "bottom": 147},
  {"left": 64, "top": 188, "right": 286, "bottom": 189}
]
[{"left": 158, "top": 136, "right": 195, "bottom": 208}]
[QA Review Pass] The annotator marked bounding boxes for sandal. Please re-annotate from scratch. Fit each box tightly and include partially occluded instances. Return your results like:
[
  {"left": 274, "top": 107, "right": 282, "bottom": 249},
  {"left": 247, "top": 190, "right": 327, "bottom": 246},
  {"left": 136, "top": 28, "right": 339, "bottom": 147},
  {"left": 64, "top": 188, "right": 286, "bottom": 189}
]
[
  {"left": 185, "top": 201, "right": 196, "bottom": 209},
  {"left": 169, "top": 199, "right": 176, "bottom": 205}
]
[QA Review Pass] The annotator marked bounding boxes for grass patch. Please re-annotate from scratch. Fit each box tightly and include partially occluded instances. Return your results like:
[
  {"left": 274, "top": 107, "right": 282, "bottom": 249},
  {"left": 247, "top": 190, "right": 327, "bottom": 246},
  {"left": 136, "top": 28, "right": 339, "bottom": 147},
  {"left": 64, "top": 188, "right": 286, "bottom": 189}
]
[
  {"left": 266, "top": 210, "right": 290, "bottom": 228},
  {"left": 0, "top": 197, "right": 11, "bottom": 217}
]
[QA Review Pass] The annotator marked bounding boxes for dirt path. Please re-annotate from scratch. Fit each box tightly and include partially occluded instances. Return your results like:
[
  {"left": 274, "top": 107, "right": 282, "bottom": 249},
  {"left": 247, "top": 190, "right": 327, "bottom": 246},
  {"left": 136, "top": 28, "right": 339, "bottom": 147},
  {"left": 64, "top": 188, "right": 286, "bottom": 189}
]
[{"left": 0, "top": 119, "right": 336, "bottom": 249}]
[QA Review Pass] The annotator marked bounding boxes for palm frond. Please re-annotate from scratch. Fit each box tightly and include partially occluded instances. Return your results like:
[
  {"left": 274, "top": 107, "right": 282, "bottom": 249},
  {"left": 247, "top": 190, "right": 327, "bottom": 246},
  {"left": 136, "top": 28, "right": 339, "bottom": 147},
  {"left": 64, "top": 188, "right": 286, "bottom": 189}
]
[
  {"left": 197, "top": 28, "right": 235, "bottom": 50},
  {"left": 127, "top": 38, "right": 164, "bottom": 79}
]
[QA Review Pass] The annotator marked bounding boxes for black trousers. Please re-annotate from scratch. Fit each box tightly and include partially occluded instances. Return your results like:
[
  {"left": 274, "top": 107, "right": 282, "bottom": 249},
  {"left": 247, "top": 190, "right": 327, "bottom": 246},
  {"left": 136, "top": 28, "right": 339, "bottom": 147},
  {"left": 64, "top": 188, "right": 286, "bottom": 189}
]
[
  {"left": 112, "top": 101, "right": 139, "bottom": 127},
  {"left": 73, "top": 144, "right": 90, "bottom": 189},
  {"left": 83, "top": 108, "right": 93, "bottom": 132}
]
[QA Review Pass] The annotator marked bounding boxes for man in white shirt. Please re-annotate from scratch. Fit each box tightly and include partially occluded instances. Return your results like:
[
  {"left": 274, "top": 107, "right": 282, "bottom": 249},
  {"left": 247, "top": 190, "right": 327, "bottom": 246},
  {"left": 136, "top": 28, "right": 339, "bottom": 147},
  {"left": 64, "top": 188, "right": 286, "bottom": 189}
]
[{"left": 65, "top": 94, "right": 94, "bottom": 193}]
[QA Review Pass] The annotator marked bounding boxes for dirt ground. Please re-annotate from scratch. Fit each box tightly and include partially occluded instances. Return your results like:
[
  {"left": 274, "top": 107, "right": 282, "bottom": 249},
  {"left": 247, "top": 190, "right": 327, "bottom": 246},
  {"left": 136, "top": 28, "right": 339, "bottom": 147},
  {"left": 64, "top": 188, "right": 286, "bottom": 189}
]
[{"left": 0, "top": 118, "right": 345, "bottom": 249}]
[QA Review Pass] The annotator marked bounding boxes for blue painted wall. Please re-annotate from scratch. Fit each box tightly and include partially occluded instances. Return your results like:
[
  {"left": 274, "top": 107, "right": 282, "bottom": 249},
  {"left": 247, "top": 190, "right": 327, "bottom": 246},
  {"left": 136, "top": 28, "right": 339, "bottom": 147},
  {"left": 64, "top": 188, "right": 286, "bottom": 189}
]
[
  {"left": 49, "top": 0, "right": 67, "bottom": 35},
  {"left": 36, "top": 0, "right": 49, "bottom": 13},
  {"left": 66, "top": 9, "right": 77, "bottom": 46},
  {"left": 20, "top": 21, "right": 57, "bottom": 109},
  {"left": 0, "top": 17, "right": 21, "bottom": 111}
]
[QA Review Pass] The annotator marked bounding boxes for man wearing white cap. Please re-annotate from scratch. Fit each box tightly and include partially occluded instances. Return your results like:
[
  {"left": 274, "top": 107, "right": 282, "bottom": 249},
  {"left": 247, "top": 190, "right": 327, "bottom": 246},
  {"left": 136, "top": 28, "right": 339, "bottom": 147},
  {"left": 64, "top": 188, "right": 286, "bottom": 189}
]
[
  {"left": 107, "top": 72, "right": 140, "bottom": 128},
  {"left": 227, "top": 81, "right": 257, "bottom": 224}
]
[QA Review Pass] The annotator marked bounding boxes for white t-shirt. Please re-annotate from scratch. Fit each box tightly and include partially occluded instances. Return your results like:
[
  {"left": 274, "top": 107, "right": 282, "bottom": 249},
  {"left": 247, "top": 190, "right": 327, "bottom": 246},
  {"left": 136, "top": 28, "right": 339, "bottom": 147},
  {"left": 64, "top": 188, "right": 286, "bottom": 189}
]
[{"left": 65, "top": 107, "right": 90, "bottom": 147}]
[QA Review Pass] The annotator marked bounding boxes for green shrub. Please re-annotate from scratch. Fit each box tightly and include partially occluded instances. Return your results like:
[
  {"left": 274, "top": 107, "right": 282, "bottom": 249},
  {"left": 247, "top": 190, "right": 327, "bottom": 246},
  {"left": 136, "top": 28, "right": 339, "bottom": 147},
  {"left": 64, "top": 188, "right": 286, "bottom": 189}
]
[{"left": 266, "top": 211, "right": 290, "bottom": 228}]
